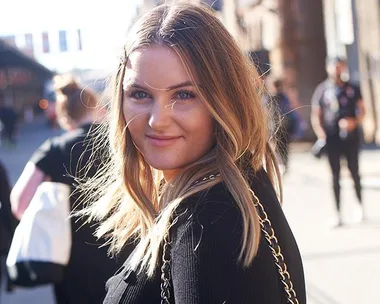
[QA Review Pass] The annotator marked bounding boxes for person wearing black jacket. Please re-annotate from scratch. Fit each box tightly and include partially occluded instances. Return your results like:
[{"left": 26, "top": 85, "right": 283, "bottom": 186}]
[
  {"left": 0, "top": 100, "right": 19, "bottom": 147},
  {"left": 80, "top": 4, "right": 306, "bottom": 303},
  {"left": 10, "top": 77, "right": 127, "bottom": 304},
  {"left": 0, "top": 160, "right": 17, "bottom": 296}
]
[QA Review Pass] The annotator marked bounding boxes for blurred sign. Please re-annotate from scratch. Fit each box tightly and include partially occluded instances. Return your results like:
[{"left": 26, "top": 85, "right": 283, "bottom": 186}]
[
  {"left": 0, "top": 68, "right": 32, "bottom": 87},
  {"left": 9, "top": 68, "right": 32, "bottom": 86}
]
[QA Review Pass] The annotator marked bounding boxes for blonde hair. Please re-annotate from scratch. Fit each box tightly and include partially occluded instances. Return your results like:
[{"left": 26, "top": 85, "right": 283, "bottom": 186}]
[{"left": 81, "top": 3, "right": 281, "bottom": 276}]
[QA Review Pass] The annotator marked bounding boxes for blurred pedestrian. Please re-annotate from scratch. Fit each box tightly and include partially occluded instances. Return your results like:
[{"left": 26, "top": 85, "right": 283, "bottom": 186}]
[
  {"left": 311, "top": 57, "right": 366, "bottom": 226},
  {"left": 0, "top": 97, "right": 19, "bottom": 148},
  {"left": 272, "top": 78, "right": 299, "bottom": 172},
  {"left": 10, "top": 76, "right": 125, "bottom": 304},
  {"left": 0, "top": 160, "right": 17, "bottom": 297},
  {"left": 81, "top": 4, "right": 306, "bottom": 304}
]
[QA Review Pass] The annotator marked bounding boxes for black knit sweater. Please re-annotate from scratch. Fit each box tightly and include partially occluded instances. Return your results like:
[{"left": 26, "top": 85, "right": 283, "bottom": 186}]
[{"left": 103, "top": 169, "right": 306, "bottom": 304}]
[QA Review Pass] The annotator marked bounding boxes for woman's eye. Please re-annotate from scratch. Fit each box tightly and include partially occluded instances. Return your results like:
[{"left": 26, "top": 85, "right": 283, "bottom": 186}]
[
  {"left": 130, "top": 91, "right": 149, "bottom": 99},
  {"left": 176, "top": 91, "right": 194, "bottom": 100}
]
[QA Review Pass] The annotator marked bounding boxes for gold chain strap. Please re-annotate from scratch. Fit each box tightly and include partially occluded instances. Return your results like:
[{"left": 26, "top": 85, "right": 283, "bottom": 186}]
[
  {"left": 250, "top": 190, "right": 299, "bottom": 304},
  {"left": 160, "top": 232, "right": 172, "bottom": 304},
  {"left": 160, "top": 176, "right": 299, "bottom": 304}
]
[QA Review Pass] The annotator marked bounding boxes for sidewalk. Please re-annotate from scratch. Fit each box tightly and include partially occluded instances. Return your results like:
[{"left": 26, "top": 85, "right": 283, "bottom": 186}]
[{"left": 283, "top": 148, "right": 380, "bottom": 304}]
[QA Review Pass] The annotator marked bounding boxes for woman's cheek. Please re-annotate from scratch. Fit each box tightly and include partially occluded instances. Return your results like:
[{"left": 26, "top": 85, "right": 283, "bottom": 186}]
[{"left": 124, "top": 103, "right": 150, "bottom": 123}]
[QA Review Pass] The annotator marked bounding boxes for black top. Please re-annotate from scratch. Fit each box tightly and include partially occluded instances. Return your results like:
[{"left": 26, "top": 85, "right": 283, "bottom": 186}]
[
  {"left": 0, "top": 160, "right": 17, "bottom": 256},
  {"left": 312, "top": 80, "right": 362, "bottom": 136},
  {"left": 30, "top": 123, "right": 97, "bottom": 185},
  {"left": 104, "top": 169, "right": 306, "bottom": 304},
  {"left": 30, "top": 124, "right": 127, "bottom": 304}
]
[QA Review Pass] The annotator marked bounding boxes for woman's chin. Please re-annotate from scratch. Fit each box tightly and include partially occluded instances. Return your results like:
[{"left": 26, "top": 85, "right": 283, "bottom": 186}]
[{"left": 149, "top": 163, "right": 180, "bottom": 171}]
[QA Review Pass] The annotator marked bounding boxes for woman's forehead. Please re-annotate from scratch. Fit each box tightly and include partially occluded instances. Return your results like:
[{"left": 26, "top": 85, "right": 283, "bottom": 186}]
[{"left": 123, "top": 45, "right": 198, "bottom": 90}]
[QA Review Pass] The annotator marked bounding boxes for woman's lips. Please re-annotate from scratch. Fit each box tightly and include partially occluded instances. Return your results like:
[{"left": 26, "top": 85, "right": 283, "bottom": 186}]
[{"left": 146, "top": 135, "right": 181, "bottom": 147}]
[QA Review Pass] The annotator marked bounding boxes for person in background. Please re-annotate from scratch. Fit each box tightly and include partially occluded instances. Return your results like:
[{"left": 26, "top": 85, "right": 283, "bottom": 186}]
[
  {"left": 311, "top": 57, "right": 366, "bottom": 226},
  {"left": 10, "top": 76, "right": 126, "bottom": 304},
  {"left": 0, "top": 97, "right": 19, "bottom": 148},
  {"left": 0, "top": 160, "right": 17, "bottom": 297},
  {"left": 81, "top": 4, "right": 306, "bottom": 303},
  {"left": 272, "top": 78, "right": 299, "bottom": 172}
]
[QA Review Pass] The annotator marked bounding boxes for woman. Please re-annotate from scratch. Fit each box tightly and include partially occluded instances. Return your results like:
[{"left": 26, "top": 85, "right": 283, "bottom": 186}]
[
  {"left": 83, "top": 3, "right": 306, "bottom": 303},
  {"left": 10, "top": 77, "right": 125, "bottom": 304}
]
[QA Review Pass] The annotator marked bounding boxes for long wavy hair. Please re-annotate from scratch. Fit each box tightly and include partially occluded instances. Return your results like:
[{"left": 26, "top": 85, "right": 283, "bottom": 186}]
[{"left": 81, "top": 3, "right": 281, "bottom": 276}]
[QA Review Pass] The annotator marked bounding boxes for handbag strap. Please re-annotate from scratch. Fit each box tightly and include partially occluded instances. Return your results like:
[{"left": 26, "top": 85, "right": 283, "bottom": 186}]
[
  {"left": 160, "top": 183, "right": 299, "bottom": 304},
  {"left": 160, "top": 222, "right": 173, "bottom": 304},
  {"left": 250, "top": 190, "right": 299, "bottom": 304}
]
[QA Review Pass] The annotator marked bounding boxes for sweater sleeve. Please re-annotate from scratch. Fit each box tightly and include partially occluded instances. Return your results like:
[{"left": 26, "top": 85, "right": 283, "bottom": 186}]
[{"left": 171, "top": 196, "right": 246, "bottom": 304}]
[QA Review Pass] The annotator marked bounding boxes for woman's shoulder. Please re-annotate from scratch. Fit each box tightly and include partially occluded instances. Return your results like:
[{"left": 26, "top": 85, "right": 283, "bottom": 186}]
[
  {"left": 176, "top": 181, "right": 240, "bottom": 222},
  {"left": 177, "top": 168, "right": 276, "bottom": 213},
  {"left": 172, "top": 168, "right": 279, "bottom": 238}
]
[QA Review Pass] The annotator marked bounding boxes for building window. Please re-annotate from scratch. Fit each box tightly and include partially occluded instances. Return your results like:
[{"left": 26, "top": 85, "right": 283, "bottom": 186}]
[
  {"left": 77, "top": 29, "right": 82, "bottom": 51},
  {"left": 42, "top": 32, "right": 50, "bottom": 53},
  {"left": 24, "top": 33, "right": 34, "bottom": 55},
  {"left": 59, "top": 30, "right": 68, "bottom": 52}
]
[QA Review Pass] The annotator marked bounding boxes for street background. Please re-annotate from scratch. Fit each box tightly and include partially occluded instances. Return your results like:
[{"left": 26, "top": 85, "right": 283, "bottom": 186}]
[
  {"left": 1, "top": 0, "right": 380, "bottom": 303},
  {"left": 1, "top": 117, "right": 379, "bottom": 304}
]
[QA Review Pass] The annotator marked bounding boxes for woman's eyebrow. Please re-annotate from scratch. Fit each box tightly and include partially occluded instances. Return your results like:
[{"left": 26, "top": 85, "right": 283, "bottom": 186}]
[
  {"left": 165, "top": 81, "right": 195, "bottom": 91},
  {"left": 127, "top": 81, "right": 196, "bottom": 91}
]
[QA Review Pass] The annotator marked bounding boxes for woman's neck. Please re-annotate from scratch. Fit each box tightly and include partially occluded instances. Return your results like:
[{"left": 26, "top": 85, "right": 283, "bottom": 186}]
[{"left": 163, "top": 169, "right": 180, "bottom": 183}]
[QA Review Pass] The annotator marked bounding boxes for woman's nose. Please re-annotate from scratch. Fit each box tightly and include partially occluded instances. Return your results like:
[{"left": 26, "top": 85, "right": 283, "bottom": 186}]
[{"left": 148, "top": 100, "right": 172, "bottom": 131}]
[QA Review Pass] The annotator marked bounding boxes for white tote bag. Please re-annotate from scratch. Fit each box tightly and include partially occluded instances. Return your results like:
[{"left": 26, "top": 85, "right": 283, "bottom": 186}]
[{"left": 6, "top": 182, "right": 72, "bottom": 287}]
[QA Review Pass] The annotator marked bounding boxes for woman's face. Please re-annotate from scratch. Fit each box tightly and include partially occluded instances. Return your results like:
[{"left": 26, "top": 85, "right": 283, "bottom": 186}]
[{"left": 122, "top": 44, "right": 215, "bottom": 180}]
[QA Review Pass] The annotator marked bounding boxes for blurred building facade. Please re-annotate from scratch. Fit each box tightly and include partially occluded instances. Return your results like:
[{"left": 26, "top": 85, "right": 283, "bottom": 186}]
[
  {"left": 222, "top": 0, "right": 328, "bottom": 141},
  {"left": 354, "top": 0, "right": 380, "bottom": 143},
  {"left": 0, "top": 39, "right": 54, "bottom": 118},
  {"left": 0, "top": 1, "right": 140, "bottom": 76},
  {"left": 0, "top": 27, "right": 120, "bottom": 74},
  {"left": 321, "top": 0, "right": 380, "bottom": 143},
  {"left": 1, "top": 29, "right": 84, "bottom": 73}
]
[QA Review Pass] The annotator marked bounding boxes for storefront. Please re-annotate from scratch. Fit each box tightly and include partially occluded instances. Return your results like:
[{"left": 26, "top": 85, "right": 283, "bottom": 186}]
[{"left": 0, "top": 39, "right": 54, "bottom": 120}]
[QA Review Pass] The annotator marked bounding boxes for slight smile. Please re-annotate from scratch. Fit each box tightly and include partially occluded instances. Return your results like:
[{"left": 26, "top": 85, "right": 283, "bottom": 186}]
[{"left": 146, "top": 135, "right": 182, "bottom": 147}]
